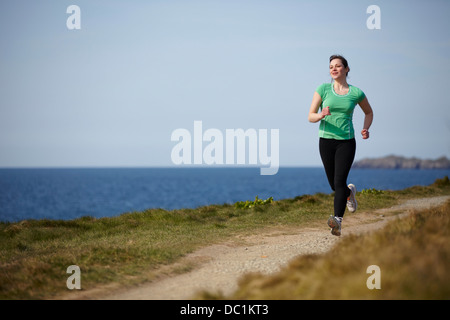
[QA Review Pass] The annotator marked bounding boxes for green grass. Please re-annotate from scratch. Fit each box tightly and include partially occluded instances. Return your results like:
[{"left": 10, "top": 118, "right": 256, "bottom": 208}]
[
  {"left": 1, "top": 176, "right": 449, "bottom": 299},
  {"left": 214, "top": 195, "right": 450, "bottom": 300}
]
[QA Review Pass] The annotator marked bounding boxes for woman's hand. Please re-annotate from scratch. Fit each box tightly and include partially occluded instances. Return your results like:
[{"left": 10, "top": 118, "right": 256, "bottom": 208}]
[
  {"left": 308, "top": 93, "right": 331, "bottom": 123},
  {"left": 361, "top": 129, "right": 370, "bottom": 139},
  {"left": 358, "top": 97, "right": 373, "bottom": 140},
  {"left": 320, "top": 106, "right": 331, "bottom": 119}
]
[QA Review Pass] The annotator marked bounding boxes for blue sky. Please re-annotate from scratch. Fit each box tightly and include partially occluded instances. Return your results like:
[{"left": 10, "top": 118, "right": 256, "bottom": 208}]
[{"left": 1, "top": 0, "right": 449, "bottom": 167}]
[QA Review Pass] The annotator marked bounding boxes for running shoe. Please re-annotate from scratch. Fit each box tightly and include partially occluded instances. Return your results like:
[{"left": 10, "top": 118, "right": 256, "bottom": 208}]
[
  {"left": 347, "top": 184, "right": 357, "bottom": 213},
  {"left": 327, "top": 215, "right": 341, "bottom": 236}
]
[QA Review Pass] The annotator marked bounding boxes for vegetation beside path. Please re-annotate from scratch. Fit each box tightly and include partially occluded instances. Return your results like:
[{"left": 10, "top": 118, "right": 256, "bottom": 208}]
[
  {"left": 209, "top": 190, "right": 450, "bottom": 299},
  {"left": 1, "top": 176, "right": 449, "bottom": 299}
]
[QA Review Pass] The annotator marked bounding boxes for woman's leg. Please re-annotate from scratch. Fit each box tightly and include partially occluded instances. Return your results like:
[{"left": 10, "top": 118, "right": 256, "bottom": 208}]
[
  {"left": 319, "top": 138, "right": 356, "bottom": 218},
  {"left": 319, "top": 138, "right": 336, "bottom": 193},
  {"left": 333, "top": 138, "right": 356, "bottom": 217}
]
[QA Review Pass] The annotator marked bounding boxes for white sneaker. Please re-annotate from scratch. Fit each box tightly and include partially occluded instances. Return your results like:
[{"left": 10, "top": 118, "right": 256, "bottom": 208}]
[
  {"left": 347, "top": 184, "right": 357, "bottom": 213},
  {"left": 327, "top": 215, "right": 342, "bottom": 236}
]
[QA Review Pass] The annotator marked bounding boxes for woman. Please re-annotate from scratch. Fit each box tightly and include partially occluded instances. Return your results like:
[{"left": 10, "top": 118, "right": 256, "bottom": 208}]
[{"left": 308, "top": 54, "right": 373, "bottom": 236}]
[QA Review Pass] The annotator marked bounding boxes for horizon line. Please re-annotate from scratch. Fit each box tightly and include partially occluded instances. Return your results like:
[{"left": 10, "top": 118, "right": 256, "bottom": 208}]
[{"left": 0, "top": 165, "right": 323, "bottom": 170}]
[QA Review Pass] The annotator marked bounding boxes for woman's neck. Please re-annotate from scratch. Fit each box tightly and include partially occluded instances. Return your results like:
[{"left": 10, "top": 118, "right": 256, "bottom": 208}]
[{"left": 333, "top": 78, "right": 348, "bottom": 90}]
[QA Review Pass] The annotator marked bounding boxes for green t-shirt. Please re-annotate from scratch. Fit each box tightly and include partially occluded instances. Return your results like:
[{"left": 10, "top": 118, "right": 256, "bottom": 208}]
[{"left": 316, "top": 82, "right": 366, "bottom": 140}]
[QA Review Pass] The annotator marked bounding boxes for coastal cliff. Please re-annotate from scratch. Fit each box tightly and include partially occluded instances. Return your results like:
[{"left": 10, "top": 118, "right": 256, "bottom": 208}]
[{"left": 352, "top": 155, "right": 450, "bottom": 169}]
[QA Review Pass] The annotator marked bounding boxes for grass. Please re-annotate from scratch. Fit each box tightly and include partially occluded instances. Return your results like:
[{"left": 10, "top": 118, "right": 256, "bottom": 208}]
[
  {"left": 1, "top": 176, "right": 449, "bottom": 299},
  {"left": 201, "top": 176, "right": 450, "bottom": 300}
]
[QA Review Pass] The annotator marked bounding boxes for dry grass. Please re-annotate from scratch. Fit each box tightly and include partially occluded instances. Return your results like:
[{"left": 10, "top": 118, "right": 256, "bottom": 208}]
[{"left": 220, "top": 199, "right": 450, "bottom": 300}]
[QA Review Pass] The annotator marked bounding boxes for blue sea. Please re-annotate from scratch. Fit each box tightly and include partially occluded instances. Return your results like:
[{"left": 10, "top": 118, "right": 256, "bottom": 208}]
[{"left": 0, "top": 167, "right": 449, "bottom": 223}]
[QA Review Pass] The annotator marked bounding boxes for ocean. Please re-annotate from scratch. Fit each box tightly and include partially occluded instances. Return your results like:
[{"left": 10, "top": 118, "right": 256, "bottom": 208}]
[{"left": 0, "top": 167, "right": 449, "bottom": 222}]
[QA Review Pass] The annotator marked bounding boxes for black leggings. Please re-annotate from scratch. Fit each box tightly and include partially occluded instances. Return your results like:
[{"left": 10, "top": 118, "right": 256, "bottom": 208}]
[{"left": 319, "top": 138, "right": 356, "bottom": 218}]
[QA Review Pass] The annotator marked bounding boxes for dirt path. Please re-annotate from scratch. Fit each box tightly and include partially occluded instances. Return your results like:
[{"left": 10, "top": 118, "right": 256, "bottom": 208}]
[{"left": 86, "top": 196, "right": 450, "bottom": 300}]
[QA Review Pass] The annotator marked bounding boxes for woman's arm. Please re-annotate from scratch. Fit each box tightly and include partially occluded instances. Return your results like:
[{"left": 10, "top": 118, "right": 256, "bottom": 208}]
[
  {"left": 308, "top": 92, "right": 329, "bottom": 123},
  {"left": 358, "top": 97, "right": 373, "bottom": 139}
]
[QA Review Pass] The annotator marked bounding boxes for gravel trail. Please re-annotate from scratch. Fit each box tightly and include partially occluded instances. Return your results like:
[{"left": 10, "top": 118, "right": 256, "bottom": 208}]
[{"left": 74, "top": 195, "right": 450, "bottom": 300}]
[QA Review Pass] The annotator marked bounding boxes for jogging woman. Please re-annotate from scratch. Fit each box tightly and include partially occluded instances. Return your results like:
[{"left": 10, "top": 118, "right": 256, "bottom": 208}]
[{"left": 308, "top": 54, "right": 373, "bottom": 236}]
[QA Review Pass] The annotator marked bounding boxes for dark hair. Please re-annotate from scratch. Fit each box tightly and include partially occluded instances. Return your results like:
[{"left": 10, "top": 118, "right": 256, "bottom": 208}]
[{"left": 329, "top": 54, "right": 350, "bottom": 76}]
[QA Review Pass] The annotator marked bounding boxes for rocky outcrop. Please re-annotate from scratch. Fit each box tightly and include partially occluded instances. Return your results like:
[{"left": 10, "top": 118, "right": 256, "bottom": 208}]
[{"left": 352, "top": 155, "right": 450, "bottom": 169}]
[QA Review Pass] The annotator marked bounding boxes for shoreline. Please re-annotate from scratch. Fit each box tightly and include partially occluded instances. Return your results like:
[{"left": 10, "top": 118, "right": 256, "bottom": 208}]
[{"left": 1, "top": 168, "right": 449, "bottom": 223}]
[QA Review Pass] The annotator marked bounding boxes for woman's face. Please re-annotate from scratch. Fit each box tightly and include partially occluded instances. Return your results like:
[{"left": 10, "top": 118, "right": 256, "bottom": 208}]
[{"left": 329, "top": 58, "right": 348, "bottom": 80}]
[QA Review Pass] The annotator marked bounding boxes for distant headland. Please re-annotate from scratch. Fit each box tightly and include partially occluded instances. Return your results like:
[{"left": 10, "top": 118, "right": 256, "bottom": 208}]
[{"left": 352, "top": 155, "right": 450, "bottom": 169}]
